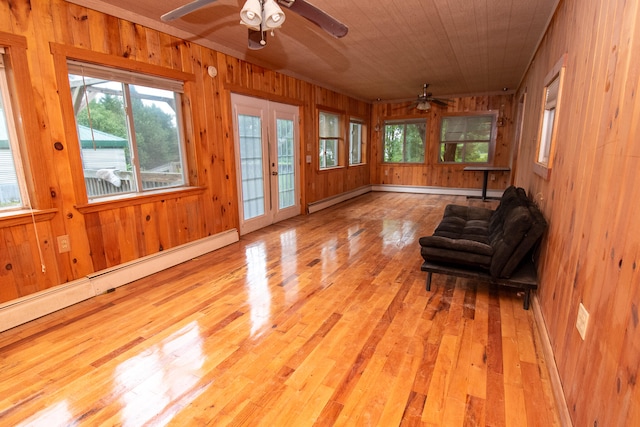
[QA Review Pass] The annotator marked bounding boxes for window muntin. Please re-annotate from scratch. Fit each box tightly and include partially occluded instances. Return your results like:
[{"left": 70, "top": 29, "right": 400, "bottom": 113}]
[
  {"left": 319, "top": 111, "right": 342, "bottom": 169},
  {"left": 0, "top": 49, "right": 28, "bottom": 211},
  {"left": 68, "top": 61, "right": 187, "bottom": 200},
  {"left": 439, "top": 115, "right": 495, "bottom": 163},
  {"left": 383, "top": 119, "right": 426, "bottom": 163},
  {"left": 349, "top": 119, "right": 366, "bottom": 165}
]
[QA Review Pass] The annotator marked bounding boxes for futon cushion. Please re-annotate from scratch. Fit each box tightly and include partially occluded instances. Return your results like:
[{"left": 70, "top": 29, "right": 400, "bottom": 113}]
[
  {"left": 418, "top": 204, "right": 495, "bottom": 270},
  {"left": 420, "top": 245, "right": 492, "bottom": 269},
  {"left": 433, "top": 204, "right": 493, "bottom": 241}
]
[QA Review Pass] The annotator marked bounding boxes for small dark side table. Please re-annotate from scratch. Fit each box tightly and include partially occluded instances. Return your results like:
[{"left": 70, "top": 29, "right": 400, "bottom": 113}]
[{"left": 464, "top": 166, "right": 511, "bottom": 201}]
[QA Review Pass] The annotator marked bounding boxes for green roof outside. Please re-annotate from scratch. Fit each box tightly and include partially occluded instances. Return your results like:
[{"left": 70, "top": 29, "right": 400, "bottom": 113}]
[{"left": 0, "top": 124, "right": 127, "bottom": 149}]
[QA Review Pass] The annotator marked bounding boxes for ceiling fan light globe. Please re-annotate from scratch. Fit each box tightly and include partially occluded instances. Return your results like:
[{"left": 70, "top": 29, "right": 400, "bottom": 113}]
[
  {"left": 263, "top": 0, "right": 286, "bottom": 29},
  {"left": 240, "top": 0, "right": 262, "bottom": 27},
  {"left": 417, "top": 101, "right": 431, "bottom": 111}
]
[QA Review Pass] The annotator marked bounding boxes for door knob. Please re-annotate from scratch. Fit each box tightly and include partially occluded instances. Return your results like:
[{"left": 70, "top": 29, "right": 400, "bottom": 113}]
[{"left": 272, "top": 171, "right": 278, "bottom": 176}]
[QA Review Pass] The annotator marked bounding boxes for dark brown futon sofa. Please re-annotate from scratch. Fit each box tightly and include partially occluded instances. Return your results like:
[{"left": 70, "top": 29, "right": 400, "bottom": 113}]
[{"left": 418, "top": 186, "right": 547, "bottom": 309}]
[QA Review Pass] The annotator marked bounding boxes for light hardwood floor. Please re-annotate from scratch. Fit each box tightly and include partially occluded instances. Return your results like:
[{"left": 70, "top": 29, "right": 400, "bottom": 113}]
[{"left": 0, "top": 192, "right": 560, "bottom": 426}]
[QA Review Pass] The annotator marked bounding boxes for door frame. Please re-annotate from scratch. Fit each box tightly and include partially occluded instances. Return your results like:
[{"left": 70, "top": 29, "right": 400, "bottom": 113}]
[{"left": 231, "top": 93, "right": 301, "bottom": 235}]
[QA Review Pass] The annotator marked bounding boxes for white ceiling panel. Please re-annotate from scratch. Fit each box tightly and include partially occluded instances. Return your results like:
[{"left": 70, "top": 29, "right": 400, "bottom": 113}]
[{"left": 68, "top": 0, "right": 559, "bottom": 101}]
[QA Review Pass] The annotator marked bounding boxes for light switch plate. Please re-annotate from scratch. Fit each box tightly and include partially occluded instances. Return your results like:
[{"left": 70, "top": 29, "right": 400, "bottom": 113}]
[{"left": 576, "top": 302, "right": 589, "bottom": 340}]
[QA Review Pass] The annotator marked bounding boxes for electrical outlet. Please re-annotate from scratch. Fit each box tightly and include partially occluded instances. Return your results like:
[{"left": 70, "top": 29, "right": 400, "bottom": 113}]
[
  {"left": 57, "top": 235, "right": 71, "bottom": 253},
  {"left": 576, "top": 303, "right": 589, "bottom": 340}
]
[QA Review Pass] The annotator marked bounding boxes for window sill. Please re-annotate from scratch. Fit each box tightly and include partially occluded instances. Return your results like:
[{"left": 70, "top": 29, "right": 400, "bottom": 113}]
[
  {"left": 438, "top": 161, "right": 491, "bottom": 166},
  {"left": 0, "top": 208, "right": 58, "bottom": 229},
  {"left": 533, "top": 162, "right": 552, "bottom": 180},
  {"left": 76, "top": 186, "right": 206, "bottom": 214},
  {"left": 318, "top": 166, "right": 345, "bottom": 172},
  {"left": 381, "top": 162, "right": 426, "bottom": 166}
]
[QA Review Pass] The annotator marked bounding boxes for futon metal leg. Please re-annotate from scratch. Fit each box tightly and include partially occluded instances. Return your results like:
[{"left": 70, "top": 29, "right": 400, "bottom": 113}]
[
  {"left": 426, "top": 272, "right": 432, "bottom": 291},
  {"left": 523, "top": 289, "right": 530, "bottom": 310}
]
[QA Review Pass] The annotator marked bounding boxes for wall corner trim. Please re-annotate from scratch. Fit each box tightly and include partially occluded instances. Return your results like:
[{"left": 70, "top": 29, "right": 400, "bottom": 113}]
[{"left": 0, "top": 229, "right": 239, "bottom": 332}]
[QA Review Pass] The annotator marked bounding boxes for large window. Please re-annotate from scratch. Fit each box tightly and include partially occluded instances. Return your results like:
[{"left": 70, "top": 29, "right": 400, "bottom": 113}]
[
  {"left": 319, "top": 111, "right": 342, "bottom": 169},
  {"left": 349, "top": 119, "right": 366, "bottom": 165},
  {"left": 67, "top": 61, "right": 187, "bottom": 199},
  {"left": 439, "top": 114, "right": 495, "bottom": 163},
  {"left": 0, "top": 48, "right": 28, "bottom": 211},
  {"left": 383, "top": 119, "right": 426, "bottom": 163}
]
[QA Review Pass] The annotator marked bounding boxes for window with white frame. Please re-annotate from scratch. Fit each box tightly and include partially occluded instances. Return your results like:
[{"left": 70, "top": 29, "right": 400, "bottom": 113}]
[
  {"left": 538, "top": 76, "right": 560, "bottom": 165},
  {"left": 0, "top": 48, "right": 29, "bottom": 211},
  {"left": 349, "top": 119, "right": 366, "bottom": 165},
  {"left": 439, "top": 114, "right": 495, "bottom": 163},
  {"left": 319, "top": 111, "right": 342, "bottom": 169},
  {"left": 535, "top": 55, "right": 565, "bottom": 178},
  {"left": 383, "top": 119, "right": 426, "bottom": 163},
  {"left": 67, "top": 61, "right": 188, "bottom": 199}
]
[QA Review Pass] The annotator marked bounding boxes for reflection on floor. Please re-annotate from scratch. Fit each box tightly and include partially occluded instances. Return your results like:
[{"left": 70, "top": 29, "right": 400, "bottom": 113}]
[{"left": 0, "top": 192, "right": 560, "bottom": 426}]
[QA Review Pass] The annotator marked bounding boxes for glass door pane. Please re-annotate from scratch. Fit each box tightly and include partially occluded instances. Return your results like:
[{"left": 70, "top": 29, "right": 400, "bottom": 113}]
[
  {"left": 276, "top": 118, "right": 295, "bottom": 210},
  {"left": 238, "top": 114, "right": 265, "bottom": 220}
]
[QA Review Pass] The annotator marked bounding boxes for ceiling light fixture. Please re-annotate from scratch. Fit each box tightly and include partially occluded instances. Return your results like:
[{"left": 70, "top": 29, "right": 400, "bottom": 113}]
[
  {"left": 263, "top": 0, "right": 286, "bottom": 29},
  {"left": 240, "top": 0, "right": 286, "bottom": 31},
  {"left": 240, "top": 0, "right": 263, "bottom": 29},
  {"left": 416, "top": 101, "right": 431, "bottom": 111}
]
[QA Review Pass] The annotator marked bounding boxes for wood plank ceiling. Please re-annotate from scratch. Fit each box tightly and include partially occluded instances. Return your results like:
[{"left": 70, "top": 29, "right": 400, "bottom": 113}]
[{"left": 69, "top": 0, "right": 559, "bottom": 102}]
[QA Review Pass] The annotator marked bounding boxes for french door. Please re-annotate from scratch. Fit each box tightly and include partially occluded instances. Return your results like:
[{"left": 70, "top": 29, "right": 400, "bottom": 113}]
[{"left": 231, "top": 94, "right": 300, "bottom": 235}]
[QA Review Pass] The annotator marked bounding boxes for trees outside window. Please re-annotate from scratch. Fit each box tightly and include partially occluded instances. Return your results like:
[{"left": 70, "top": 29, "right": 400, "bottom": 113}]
[
  {"left": 349, "top": 119, "right": 366, "bottom": 165},
  {"left": 319, "top": 111, "right": 342, "bottom": 169},
  {"left": 439, "top": 115, "right": 495, "bottom": 163},
  {"left": 68, "top": 62, "right": 187, "bottom": 199},
  {"left": 383, "top": 119, "right": 426, "bottom": 163}
]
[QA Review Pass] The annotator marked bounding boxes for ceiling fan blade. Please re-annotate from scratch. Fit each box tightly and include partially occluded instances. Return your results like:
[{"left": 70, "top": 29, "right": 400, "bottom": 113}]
[
  {"left": 277, "top": 0, "right": 348, "bottom": 38},
  {"left": 248, "top": 29, "right": 268, "bottom": 50},
  {"left": 431, "top": 98, "right": 451, "bottom": 107},
  {"left": 161, "top": 0, "right": 218, "bottom": 22},
  {"left": 391, "top": 101, "right": 417, "bottom": 111}
]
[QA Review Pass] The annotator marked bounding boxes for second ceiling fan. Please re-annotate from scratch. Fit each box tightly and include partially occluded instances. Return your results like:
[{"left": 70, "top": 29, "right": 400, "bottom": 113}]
[
  {"left": 162, "top": 0, "right": 348, "bottom": 49},
  {"left": 410, "top": 84, "right": 451, "bottom": 111}
]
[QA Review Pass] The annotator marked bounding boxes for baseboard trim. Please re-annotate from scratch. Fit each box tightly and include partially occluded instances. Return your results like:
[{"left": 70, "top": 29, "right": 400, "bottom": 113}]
[
  {"left": 372, "top": 184, "right": 504, "bottom": 198},
  {"left": 307, "top": 185, "right": 372, "bottom": 213},
  {"left": 307, "top": 184, "right": 505, "bottom": 214},
  {"left": 0, "top": 229, "right": 239, "bottom": 332},
  {"left": 532, "top": 294, "right": 573, "bottom": 427},
  {"left": 89, "top": 229, "right": 239, "bottom": 294}
]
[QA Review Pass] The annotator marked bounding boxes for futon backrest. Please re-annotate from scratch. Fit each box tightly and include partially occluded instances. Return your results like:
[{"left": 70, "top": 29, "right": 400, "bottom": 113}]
[{"left": 488, "top": 186, "right": 547, "bottom": 278}]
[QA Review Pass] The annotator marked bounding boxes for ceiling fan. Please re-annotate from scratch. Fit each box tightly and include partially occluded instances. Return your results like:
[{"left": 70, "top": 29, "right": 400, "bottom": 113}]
[
  {"left": 161, "top": 0, "right": 348, "bottom": 50},
  {"left": 410, "top": 84, "right": 451, "bottom": 111}
]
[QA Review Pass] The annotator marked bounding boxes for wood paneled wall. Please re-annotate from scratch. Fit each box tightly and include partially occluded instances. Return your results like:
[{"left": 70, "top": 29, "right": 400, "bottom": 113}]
[
  {"left": 370, "top": 94, "right": 515, "bottom": 189},
  {"left": 0, "top": 0, "right": 369, "bottom": 303},
  {"left": 514, "top": 0, "right": 640, "bottom": 425},
  {"left": 6, "top": 1, "right": 639, "bottom": 423}
]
